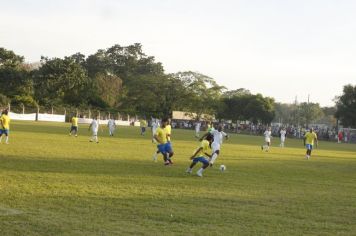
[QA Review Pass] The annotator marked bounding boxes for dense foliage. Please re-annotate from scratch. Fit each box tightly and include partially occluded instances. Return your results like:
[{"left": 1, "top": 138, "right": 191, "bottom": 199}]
[
  {"left": 0, "top": 45, "right": 350, "bottom": 126},
  {"left": 335, "top": 84, "right": 356, "bottom": 127}
]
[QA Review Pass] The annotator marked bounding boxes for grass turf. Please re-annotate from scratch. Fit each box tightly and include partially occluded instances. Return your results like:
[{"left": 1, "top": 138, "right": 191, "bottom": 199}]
[{"left": 0, "top": 121, "right": 356, "bottom": 235}]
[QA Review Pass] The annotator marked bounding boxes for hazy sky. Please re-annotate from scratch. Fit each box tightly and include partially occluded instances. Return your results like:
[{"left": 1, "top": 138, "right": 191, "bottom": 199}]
[{"left": 1, "top": 0, "right": 356, "bottom": 106}]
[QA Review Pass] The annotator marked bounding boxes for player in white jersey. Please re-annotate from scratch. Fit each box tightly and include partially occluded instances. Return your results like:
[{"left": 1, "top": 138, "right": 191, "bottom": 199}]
[
  {"left": 195, "top": 121, "right": 201, "bottom": 138},
  {"left": 200, "top": 124, "right": 228, "bottom": 166},
  {"left": 107, "top": 119, "right": 116, "bottom": 136},
  {"left": 151, "top": 118, "right": 160, "bottom": 143},
  {"left": 279, "top": 128, "right": 287, "bottom": 147},
  {"left": 261, "top": 127, "right": 272, "bottom": 152},
  {"left": 89, "top": 117, "right": 100, "bottom": 143}
]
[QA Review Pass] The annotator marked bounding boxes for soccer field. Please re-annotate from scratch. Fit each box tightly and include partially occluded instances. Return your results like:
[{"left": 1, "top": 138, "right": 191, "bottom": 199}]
[{"left": 1, "top": 121, "right": 356, "bottom": 236}]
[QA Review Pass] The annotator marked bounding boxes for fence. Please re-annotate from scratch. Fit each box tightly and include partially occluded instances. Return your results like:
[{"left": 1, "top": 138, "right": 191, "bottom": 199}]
[{"left": 4, "top": 104, "right": 141, "bottom": 127}]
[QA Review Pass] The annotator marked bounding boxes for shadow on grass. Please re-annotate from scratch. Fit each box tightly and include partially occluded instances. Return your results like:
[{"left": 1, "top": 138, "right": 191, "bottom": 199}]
[{"left": 0, "top": 155, "right": 201, "bottom": 179}]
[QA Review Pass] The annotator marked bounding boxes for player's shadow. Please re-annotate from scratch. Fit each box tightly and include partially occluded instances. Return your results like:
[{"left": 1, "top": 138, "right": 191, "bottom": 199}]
[{"left": 0, "top": 155, "right": 191, "bottom": 178}]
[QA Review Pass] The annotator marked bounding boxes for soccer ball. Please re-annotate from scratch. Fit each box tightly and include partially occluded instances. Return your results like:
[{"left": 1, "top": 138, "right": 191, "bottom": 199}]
[{"left": 220, "top": 165, "right": 226, "bottom": 172}]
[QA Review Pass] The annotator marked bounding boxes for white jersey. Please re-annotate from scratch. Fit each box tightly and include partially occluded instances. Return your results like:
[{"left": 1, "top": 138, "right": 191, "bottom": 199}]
[
  {"left": 90, "top": 120, "right": 99, "bottom": 132},
  {"left": 264, "top": 130, "right": 272, "bottom": 141},
  {"left": 280, "top": 130, "right": 286, "bottom": 139},
  {"left": 195, "top": 122, "right": 201, "bottom": 132},
  {"left": 211, "top": 130, "right": 227, "bottom": 145},
  {"left": 108, "top": 119, "right": 116, "bottom": 128}
]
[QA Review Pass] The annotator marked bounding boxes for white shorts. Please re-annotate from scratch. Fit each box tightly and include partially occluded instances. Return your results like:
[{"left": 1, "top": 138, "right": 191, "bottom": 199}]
[
  {"left": 92, "top": 130, "right": 98, "bottom": 136},
  {"left": 212, "top": 142, "right": 221, "bottom": 153},
  {"left": 265, "top": 138, "right": 271, "bottom": 143}
]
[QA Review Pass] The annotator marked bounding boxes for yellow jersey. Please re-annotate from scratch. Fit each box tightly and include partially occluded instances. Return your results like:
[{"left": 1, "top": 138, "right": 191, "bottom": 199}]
[
  {"left": 196, "top": 140, "right": 211, "bottom": 158},
  {"left": 0, "top": 114, "right": 10, "bottom": 130},
  {"left": 165, "top": 124, "right": 172, "bottom": 142},
  {"left": 140, "top": 120, "right": 147, "bottom": 127},
  {"left": 155, "top": 127, "right": 168, "bottom": 144},
  {"left": 71, "top": 117, "right": 78, "bottom": 127},
  {"left": 305, "top": 132, "right": 317, "bottom": 145}
]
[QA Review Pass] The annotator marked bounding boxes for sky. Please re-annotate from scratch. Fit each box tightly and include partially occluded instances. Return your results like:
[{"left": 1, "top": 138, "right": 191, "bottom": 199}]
[{"left": 1, "top": 0, "right": 356, "bottom": 106}]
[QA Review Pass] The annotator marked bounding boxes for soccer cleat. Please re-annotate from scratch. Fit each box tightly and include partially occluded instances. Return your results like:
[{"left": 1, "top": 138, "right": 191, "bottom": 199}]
[
  {"left": 164, "top": 161, "right": 170, "bottom": 166},
  {"left": 186, "top": 168, "right": 192, "bottom": 174},
  {"left": 196, "top": 170, "right": 203, "bottom": 177},
  {"left": 168, "top": 159, "right": 173, "bottom": 165}
]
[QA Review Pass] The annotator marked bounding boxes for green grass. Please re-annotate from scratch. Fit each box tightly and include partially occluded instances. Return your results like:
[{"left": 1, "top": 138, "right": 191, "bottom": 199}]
[{"left": 0, "top": 121, "right": 356, "bottom": 236}]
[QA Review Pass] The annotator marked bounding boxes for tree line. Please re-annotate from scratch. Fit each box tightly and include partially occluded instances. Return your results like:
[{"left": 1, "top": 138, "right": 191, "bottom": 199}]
[{"left": 0, "top": 45, "right": 355, "bottom": 127}]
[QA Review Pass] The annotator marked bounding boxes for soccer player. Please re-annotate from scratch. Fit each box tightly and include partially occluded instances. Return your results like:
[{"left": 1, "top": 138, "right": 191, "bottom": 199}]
[
  {"left": 151, "top": 118, "right": 159, "bottom": 143},
  {"left": 107, "top": 118, "right": 116, "bottom": 136},
  {"left": 200, "top": 124, "right": 228, "bottom": 167},
  {"left": 186, "top": 133, "right": 214, "bottom": 177},
  {"left": 140, "top": 119, "right": 147, "bottom": 136},
  {"left": 153, "top": 118, "right": 172, "bottom": 165},
  {"left": 261, "top": 127, "right": 272, "bottom": 152},
  {"left": 69, "top": 114, "right": 79, "bottom": 137},
  {"left": 89, "top": 117, "right": 100, "bottom": 143},
  {"left": 165, "top": 118, "right": 174, "bottom": 163},
  {"left": 280, "top": 127, "right": 287, "bottom": 148},
  {"left": 304, "top": 128, "right": 318, "bottom": 160},
  {"left": 195, "top": 121, "right": 201, "bottom": 138},
  {"left": 0, "top": 109, "right": 10, "bottom": 144}
]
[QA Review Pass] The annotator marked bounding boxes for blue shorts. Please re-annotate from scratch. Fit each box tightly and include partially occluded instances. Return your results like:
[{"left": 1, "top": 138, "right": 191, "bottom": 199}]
[
  {"left": 0, "top": 129, "right": 9, "bottom": 136},
  {"left": 157, "top": 143, "right": 170, "bottom": 154},
  {"left": 192, "top": 157, "right": 209, "bottom": 165},
  {"left": 306, "top": 144, "right": 313, "bottom": 150},
  {"left": 166, "top": 141, "right": 173, "bottom": 153}
]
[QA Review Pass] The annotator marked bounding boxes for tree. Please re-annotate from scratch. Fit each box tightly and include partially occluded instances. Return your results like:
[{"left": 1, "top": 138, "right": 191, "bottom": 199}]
[
  {"left": 0, "top": 48, "right": 35, "bottom": 106},
  {"left": 171, "top": 71, "right": 225, "bottom": 120},
  {"left": 299, "top": 102, "right": 324, "bottom": 127},
  {"left": 219, "top": 91, "right": 275, "bottom": 124},
  {"left": 33, "top": 57, "right": 89, "bottom": 107},
  {"left": 335, "top": 84, "right": 356, "bottom": 127}
]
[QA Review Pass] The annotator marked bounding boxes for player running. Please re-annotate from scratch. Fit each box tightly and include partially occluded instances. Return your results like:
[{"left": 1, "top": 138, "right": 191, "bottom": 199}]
[
  {"left": 69, "top": 114, "right": 79, "bottom": 137},
  {"left": 107, "top": 118, "right": 116, "bottom": 136},
  {"left": 261, "top": 127, "right": 272, "bottom": 152},
  {"left": 280, "top": 127, "right": 287, "bottom": 148},
  {"left": 195, "top": 121, "right": 201, "bottom": 138},
  {"left": 0, "top": 109, "right": 10, "bottom": 144},
  {"left": 151, "top": 118, "right": 159, "bottom": 143},
  {"left": 304, "top": 128, "right": 318, "bottom": 160},
  {"left": 89, "top": 117, "right": 100, "bottom": 143},
  {"left": 153, "top": 118, "right": 173, "bottom": 165},
  {"left": 200, "top": 124, "right": 228, "bottom": 167},
  {"left": 186, "top": 133, "right": 214, "bottom": 177}
]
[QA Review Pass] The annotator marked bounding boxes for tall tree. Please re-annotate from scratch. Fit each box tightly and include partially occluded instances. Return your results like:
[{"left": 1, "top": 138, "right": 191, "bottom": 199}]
[
  {"left": 0, "top": 48, "right": 36, "bottom": 106},
  {"left": 33, "top": 57, "right": 89, "bottom": 107},
  {"left": 299, "top": 102, "right": 324, "bottom": 127},
  {"left": 335, "top": 84, "right": 356, "bottom": 127},
  {"left": 171, "top": 71, "right": 225, "bottom": 120}
]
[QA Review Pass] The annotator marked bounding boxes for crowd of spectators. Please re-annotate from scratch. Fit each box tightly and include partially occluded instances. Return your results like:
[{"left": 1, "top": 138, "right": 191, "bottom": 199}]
[{"left": 169, "top": 119, "right": 356, "bottom": 143}]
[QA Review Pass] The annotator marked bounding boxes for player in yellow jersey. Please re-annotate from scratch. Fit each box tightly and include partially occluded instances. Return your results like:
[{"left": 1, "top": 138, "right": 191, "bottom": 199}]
[
  {"left": 69, "top": 114, "right": 79, "bottom": 137},
  {"left": 186, "top": 133, "right": 214, "bottom": 177},
  {"left": 140, "top": 119, "right": 147, "bottom": 136},
  {"left": 165, "top": 118, "right": 174, "bottom": 163},
  {"left": 0, "top": 109, "right": 10, "bottom": 144},
  {"left": 304, "top": 128, "right": 318, "bottom": 160},
  {"left": 153, "top": 118, "right": 173, "bottom": 165},
  {"left": 153, "top": 118, "right": 175, "bottom": 164}
]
